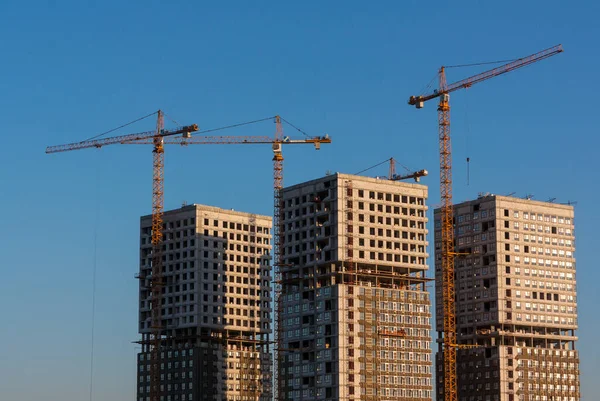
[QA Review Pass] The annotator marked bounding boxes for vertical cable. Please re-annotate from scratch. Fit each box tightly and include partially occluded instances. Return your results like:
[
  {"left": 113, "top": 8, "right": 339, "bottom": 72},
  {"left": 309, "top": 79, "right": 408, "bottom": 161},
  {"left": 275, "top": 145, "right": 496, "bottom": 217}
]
[
  {"left": 89, "top": 160, "right": 99, "bottom": 401},
  {"left": 89, "top": 224, "right": 97, "bottom": 401},
  {"left": 465, "top": 88, "right": 471, "bottom": 186}
]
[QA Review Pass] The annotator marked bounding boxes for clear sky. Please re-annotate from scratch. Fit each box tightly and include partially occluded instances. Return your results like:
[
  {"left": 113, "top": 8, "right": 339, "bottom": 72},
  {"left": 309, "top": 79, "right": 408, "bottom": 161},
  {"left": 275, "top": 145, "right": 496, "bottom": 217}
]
[{"left": 1, "top": 1, "right": 598, "bottom": 400}]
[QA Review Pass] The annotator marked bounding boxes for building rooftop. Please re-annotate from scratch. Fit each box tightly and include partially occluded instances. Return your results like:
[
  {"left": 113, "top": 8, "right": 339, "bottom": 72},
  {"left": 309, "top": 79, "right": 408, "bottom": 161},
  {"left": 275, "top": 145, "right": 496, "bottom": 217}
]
[
  {"left": 140, "top": 203, "right": 272, "bottom": 221},
  {"left": 435, "top": 193, "right": 575, "bottom": 212},
  {"left": 283, "top": 172, "right": 428, "bottom": 192}
]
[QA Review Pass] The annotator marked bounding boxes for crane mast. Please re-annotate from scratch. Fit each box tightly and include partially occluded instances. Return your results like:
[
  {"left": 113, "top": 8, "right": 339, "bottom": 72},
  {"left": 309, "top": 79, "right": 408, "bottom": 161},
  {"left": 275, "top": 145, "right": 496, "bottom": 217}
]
[
  {"left": 408, "top": 45, "right": 563, "bottom": 401},
  {"left": 437, "top": 69, "right": 458, "bottom": 401},
  {"left": 150, "top": 111, "right": 165, "bottom": 401},
  {"left": 272, "top": 116, "right": 285, "bottom": 401}
]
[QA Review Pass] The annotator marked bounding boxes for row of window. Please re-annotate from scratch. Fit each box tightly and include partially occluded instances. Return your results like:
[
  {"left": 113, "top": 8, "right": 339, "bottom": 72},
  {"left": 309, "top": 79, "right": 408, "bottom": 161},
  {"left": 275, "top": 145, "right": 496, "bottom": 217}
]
[
  {"left": 521, "top": 372, "right": 577, "bottom": 380},
  {"left": 451, "top": 252, "right": 575, "bottom": 273},
  {"left": 475, "top": 234, "right": 567, "bottom": 251},
  {"left": 140, "top": 249, "right": 197, "bottom": 265},
  {"left": 373, "top": 301, "right": 429, "bottom": 312},
  {"left": 514, "top": 301, "right": 575, "bottom": 314},
  {"left": 356, "top": 287, "right": 429, "bottom": 301},
  {"left": 139, "top": 360, "right": 193, "bottom": 372},
  {"left": 457, "top": 301, "right": 497, "bottom": 314},
  {"left": 139, "top": 349, "right": 194, "bottom": 361},
  {"left": 457, "top": 312, "right": 498, "bottom": 324},
  {"left": 508, "top": 313, "right": 576, "bottom": 325},
  {"left": 511, "top": 244, "right": 574, "bottom": 255},
  {"left": 201, "top": 218, "right": 269, "bottom": 234},
  {"left": 517, "top": 359, "right": 578, "bottom": 369},
  {"left": 202, "top": 263, "right": 270, "bottom": 276},
  {"left": 519, "top": 383, "right": 578, "bottom": 392},
  {"left": 518, "top": 348, "right": 577, "bottom": 358},
  {"left": 139, "top": 394, "right": 193, "bottom": 401},
  {"left": 512, "top": 256, "right": 575, "bottom": 267},
  {"left": 353, "top": 214, "right": 426, "bottom": 228},
  {"left": 199, "top": 229, "right": 271, "bottom": 244},
  {"left": 506, "top": 210, "right": 572, "bottom": 224},
  {"left": 458, "top": 208, "right": 495, "bottom": 222},
  {"left": 458, "top": 234, "right": 496, "bottom": 245},
  {"left": 165, "top": 217, "right": 195, "bottom": 229},
  {"left": 457, "top": 232, "right": 573, "bottom": 248},
  {"left": 377, "top": 349, "right": 432, "bottom": 360},
  {"left": 507, "top": 277, "right": 575, "bottom": 289},
  {"left": 358, "top": 191, "right": 424, "bottom": 205},
  {"left": 140, "top": 378, "right": 194, "bottom": 390},
  {"left": 202, "top": 240, "right": 270, "bottom": 254},
  {"left": 505, "top": 220, "right": 573, "bottom": 236},
  {"left": 520, "top": 233, "right": 573, "bottom": 246},
  {"left": 201, "top": 250, "right": 270, "bottom": 264},
  {"left": 460, "top": 382, "right": 499, "bottom": 393},
  {"left": 360, "top": 374, "right": 431, "bottom": 386},
  {"left": 141, "top": 222, "right": 193, "bottom": 237},
  {"left": 460, "top": 369, "right": 499, "bottom": 380},
  {"left": 140, "top": 260, "right": 196, "bottom": 275},
  {"left": 196, "top": 316, "right": 270, "bottom": 328},
  {"left": 455, "top": 264, "right": 575, "bottom": 284},
  {"left": 345, "top": 388, "right": 431, "bottom": 399},
  {"left": 140, "top": 315, "right": 196, "bottom": 329},
  {"left": 454, "top": 289, "right": 498, "bottom": 303},
  {"left": 458, "top": 208, "right": 572, "bottom": 225},
  {"left": 510, "top": 289, "right": 575, "bottom": 302},
  {"left": 456, "top": 220, "right": 575, "bottom": 238},
  {"left": 458, "top": 395, "right": 499, "bottom": 401}
]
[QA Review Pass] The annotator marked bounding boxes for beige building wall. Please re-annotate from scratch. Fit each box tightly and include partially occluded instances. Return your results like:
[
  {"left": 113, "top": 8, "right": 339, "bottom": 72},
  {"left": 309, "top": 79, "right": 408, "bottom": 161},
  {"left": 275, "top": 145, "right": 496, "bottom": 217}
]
[
  {"left": 279, "top": 173, "right": 433, "bottom": 401},
  {"left": 434, "top": 195, "right": 580, "bottom": 401},
  {"left": 137, "top": 204, "right": 273, "bottom": 401}
]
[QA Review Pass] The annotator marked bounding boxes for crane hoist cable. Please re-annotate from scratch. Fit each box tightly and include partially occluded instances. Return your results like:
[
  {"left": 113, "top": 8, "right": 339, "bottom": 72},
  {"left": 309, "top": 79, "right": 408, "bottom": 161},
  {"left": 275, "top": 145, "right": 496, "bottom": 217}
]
[
  {"left": 280, "top": 116, "right": 311, "bottom": 138},
  {"left": 354, "top": 157, "right": 392, "bottom": 175},
  {"left": 84, "top": 111, "right": 157, "bottom": 142},
  {"left": 444, "top": 57, "right": 517, "bottom": 69}
]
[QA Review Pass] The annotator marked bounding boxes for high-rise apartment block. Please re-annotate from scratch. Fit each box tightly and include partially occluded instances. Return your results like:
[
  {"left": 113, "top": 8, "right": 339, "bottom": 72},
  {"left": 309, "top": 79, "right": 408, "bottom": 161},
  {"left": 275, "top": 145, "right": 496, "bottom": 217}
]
[
  {"left": 136, "top": 204, "right": 273, "bottom": 401},
  {"left": 278, "top": 173, "right": 433, "bottom": 401},
  {"left": 434, "top": 195, "right": 580, "bottom": 401}
]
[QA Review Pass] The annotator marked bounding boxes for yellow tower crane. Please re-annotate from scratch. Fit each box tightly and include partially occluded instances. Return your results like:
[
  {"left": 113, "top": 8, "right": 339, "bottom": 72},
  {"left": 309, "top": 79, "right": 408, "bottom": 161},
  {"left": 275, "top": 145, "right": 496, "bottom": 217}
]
[
  {"left": 46, "top": 111, "right": 331, "bottom": 401},
  {"left": 407, "top": 44, "right": 563, "bottom": 401},
  {"left": 388, "top": 157, "right": 428, "bottom": 182}
]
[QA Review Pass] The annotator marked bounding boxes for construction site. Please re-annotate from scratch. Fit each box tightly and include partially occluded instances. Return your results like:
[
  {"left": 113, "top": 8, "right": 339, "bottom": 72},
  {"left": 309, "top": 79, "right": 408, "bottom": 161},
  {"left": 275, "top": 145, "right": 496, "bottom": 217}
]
[{"left": 44, "top": 43, "right": 581, "bottom": 401}]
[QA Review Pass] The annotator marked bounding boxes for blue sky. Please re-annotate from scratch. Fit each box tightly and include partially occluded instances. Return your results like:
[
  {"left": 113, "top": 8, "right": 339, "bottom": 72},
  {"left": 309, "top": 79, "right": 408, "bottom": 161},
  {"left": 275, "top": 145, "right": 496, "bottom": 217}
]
[{"left": 1, "top": 1, "right": 598, "bottom": 400}]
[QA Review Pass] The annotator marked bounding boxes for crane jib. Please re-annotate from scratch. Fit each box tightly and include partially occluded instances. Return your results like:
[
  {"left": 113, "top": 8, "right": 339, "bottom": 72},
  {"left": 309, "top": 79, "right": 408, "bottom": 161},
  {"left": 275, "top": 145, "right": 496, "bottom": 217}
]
[{"left": 408, "top": 44, "right": 563, "bottom": 107}]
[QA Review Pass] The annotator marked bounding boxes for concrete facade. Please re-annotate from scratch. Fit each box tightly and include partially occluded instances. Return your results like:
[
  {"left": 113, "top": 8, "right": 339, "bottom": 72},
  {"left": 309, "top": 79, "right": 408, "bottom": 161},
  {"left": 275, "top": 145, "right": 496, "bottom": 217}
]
[
  {"left": 136, "top": 204, "right": 273, "bottom": 401},
  {"left": 434, "top": 195, "right": 580, "bottom": 401},
  {"left": 279, "top": 173, "right": 433, "bottom": 401}
]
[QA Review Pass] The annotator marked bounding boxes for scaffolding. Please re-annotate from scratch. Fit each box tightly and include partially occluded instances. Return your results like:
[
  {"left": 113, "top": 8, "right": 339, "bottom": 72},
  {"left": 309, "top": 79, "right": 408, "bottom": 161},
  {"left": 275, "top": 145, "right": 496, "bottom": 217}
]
[
  {"left": 359, "top": 285, "right": 381, "bottom": 401},
  {"left": 360, "top": 284, "right": 432, "bottom": 400},
  {"left": 240, "top": 347, "right": 260, "bottom": 400},
  {"left": 236, "top": 214, "right": 263, "bottom": 401},
  {"left": 225, "top": 332, "right": 268, "bottom": 401},
  {"left": 516, "top": 346, "right": 580, "bottom": 401},
  {"left": 340, "top": 179, "right": 356, "bottom": 400}
]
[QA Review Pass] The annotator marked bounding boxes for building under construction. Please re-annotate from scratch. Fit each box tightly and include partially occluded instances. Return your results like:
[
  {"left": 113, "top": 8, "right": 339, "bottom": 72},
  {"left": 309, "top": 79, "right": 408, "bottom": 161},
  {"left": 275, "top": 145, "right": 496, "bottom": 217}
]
[
  {"left": 278, "top": 173, "right": 433, "bottom": 400},
  {"left": 136, "top": 204, "right": 273, "bottom": 401},
  {"left": 434, "top": 195, "right": 580, "bottom": 401}
]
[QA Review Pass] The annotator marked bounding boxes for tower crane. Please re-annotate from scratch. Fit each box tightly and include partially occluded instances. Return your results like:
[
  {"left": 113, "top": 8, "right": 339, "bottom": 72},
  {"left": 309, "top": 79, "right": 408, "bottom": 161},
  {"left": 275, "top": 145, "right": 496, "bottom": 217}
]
[
  {"left": 407, "top": 44, "right": 563, "bottom": 401},
  {"left": 46, "top": 112, "right": 331, "bottom": 401},
  {"left": 388, "top": 157, "right": 428, "bottom": 182}
]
